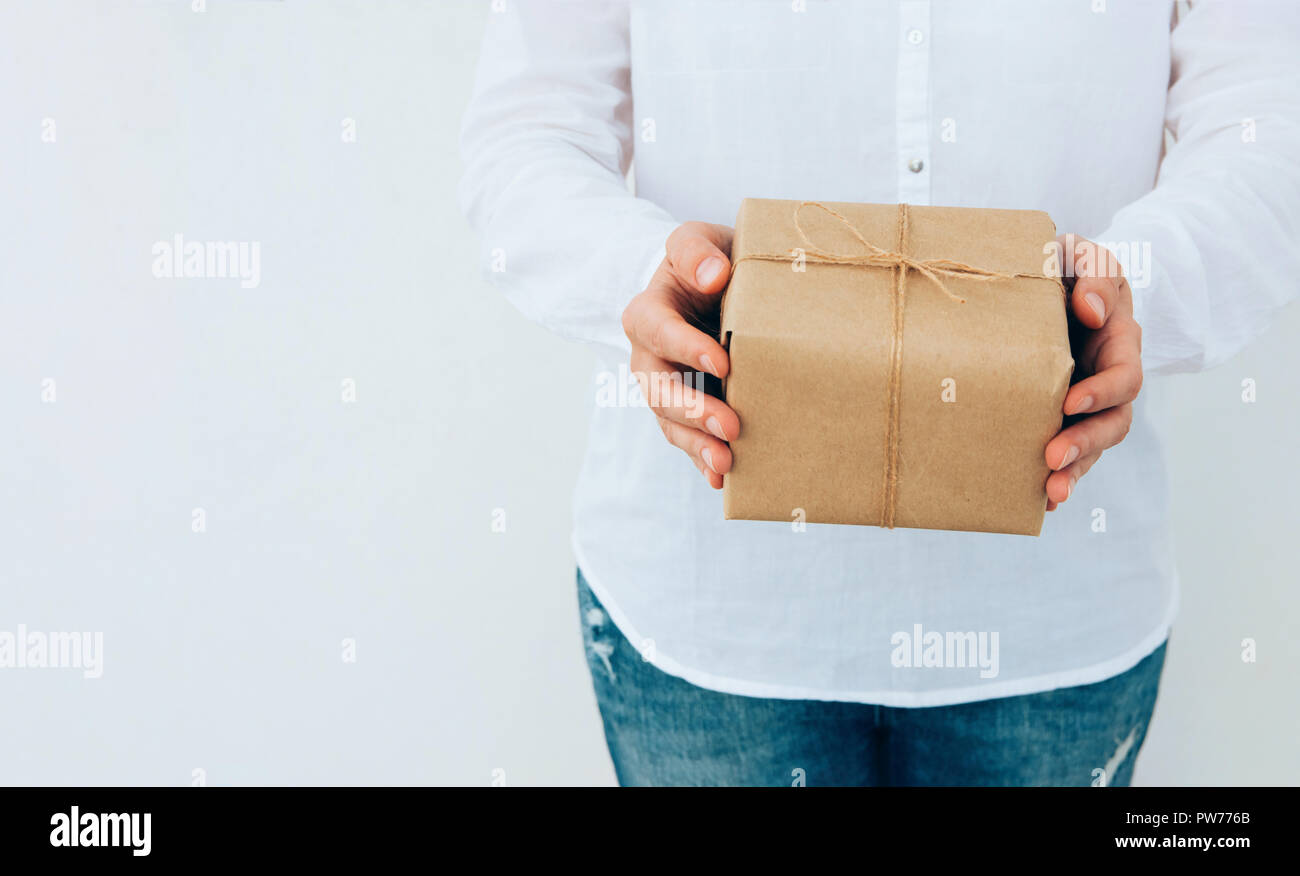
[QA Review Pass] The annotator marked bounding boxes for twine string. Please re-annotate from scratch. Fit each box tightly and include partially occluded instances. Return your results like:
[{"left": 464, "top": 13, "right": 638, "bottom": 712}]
[{"left": 881, "top": 204, "right": 909, "bottom": 528}]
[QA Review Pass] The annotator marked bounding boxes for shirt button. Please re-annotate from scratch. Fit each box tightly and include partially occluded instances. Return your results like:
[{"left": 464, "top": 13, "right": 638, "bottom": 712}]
[
  {"left": 907, "top": 28, "right": 924, "bottom": 45},
  {"left": 908, "top": 158, "right": 925, "bottom": 173}
]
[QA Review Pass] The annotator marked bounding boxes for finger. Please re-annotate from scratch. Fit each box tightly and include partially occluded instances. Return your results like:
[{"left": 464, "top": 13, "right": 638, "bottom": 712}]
[
  {"left": 623, "top": 291, "right": 730, "bottom": 378},
  {"left": 658, "top": 416, "right": 731, "bottom": 485},
  {"left": 1045, "top": 404, "right": 1132, "bottom": 470},
  {"left": 1070, "top": 275, "right": 1121, "bottom": 329},
  {"left": 1046, "top": 450, "right": 1103, "bottom": 505},
  {"left": 1058, "top": 234, "right": 1124, "bottom": 330},
  {"left": 630, "top": 350, "right": 740, "bottom": 441},
  {"left": 1063, "top": 327, "right": 1143, "bottom": 415},
  {"left": 666, "top": 222, "right": 735, "bottom": 295},
  {"left": 691, "top": 453, "right": 724, "bottom": 490}
]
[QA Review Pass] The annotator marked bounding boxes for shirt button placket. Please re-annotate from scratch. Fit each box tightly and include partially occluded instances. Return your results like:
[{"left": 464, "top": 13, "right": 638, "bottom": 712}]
[{"left": 896, "top": 1, "right": 932, "bottom": 206}]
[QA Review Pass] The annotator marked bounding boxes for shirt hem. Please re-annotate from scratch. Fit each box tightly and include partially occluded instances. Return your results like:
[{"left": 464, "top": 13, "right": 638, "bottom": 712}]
[{"left": 572, "top": 530, "right": 1178, "bottom": 709}]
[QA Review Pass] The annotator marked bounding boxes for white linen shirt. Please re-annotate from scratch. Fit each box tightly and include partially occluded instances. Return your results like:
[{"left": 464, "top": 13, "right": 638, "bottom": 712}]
[{"left": 460, "top": 0, "right": 1300, "bottom": 706}]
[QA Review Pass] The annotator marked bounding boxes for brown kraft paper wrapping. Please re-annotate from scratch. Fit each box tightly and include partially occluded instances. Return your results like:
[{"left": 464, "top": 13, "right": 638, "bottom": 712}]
[{"left": 719, "top": 198, "right": 1075, "bottom": 536}]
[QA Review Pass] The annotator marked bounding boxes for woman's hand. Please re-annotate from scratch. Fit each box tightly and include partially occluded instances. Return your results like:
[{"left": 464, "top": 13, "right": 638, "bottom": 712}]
[
  {"left": 1045, "top": 236, "right": 1145, "bottom": 510},
  {"left": 621, "top": 222, "right": 740, "bottom": 488}
]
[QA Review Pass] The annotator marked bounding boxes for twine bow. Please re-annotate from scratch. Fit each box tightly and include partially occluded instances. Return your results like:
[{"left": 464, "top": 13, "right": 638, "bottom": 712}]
[{"left": 730, "top": 201, "right": 1062, "bottom": 528}]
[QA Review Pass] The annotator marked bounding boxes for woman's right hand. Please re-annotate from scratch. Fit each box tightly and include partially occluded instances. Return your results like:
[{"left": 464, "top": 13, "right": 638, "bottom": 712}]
[{"left": 620, "top": 222, "right": 741, "bottom": 489}]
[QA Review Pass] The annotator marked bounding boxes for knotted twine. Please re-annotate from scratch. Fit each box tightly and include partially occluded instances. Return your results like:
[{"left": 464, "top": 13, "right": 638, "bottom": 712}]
[{"left": 730, "top": 201, "right": 1064, "bottom": 528}]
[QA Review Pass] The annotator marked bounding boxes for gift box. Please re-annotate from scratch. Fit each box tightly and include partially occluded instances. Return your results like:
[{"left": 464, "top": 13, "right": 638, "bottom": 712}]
[{"left": 719, "top": 198, "right": 1074, "bottom": 536}]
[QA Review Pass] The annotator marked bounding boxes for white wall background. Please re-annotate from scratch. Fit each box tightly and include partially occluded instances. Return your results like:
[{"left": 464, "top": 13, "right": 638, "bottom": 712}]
[{"left": 0, "top": 0, "right": 1294, "bottom": 786}]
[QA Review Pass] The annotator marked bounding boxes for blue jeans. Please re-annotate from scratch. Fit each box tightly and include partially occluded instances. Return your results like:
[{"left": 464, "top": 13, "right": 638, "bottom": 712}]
[{"left": 578, "top": 570, "right": 1166, "bottom": 787}]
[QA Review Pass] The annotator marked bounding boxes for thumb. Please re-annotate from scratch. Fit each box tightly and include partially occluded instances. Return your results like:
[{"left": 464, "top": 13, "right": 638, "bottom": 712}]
[{"left": 666, "top": 221, "right": 735, "bottom": 295}]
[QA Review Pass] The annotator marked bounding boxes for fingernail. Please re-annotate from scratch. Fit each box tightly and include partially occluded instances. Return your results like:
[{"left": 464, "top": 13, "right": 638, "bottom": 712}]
[
  {"left": 1072, "top": 395, "right": 1094, "bottom": 415},
  {"left": 1084, "top": 292, "right": 1106, "bottom": 322},
  {"left": 705, "top": 416, "right": 727, "bottom": 441},
  {"left": 700, "top": 353, "right": 719, "bottom": 378},
  {"left": 696, "top": 257, "right": 725, "bottom": 289},
  {"left": 701, "top": 447, "right": 718, "bottom": 473},
  {"left": 1066, "top": 476, "right": 1077, "bottom": 500},
  {"left": 1057, "top": 445, "right": 1080, "bottom": 470}
]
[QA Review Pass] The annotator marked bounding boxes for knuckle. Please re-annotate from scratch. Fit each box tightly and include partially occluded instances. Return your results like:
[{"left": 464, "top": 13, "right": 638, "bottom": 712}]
[
  {"left": 621, "top": 302, "right": 638, "bottom": 340},
  {"left": 644, "top": 371, "right": 670, "bottom": 414},
  {"left": 655, "top": 415, "right": 674, "bottom": 443},
  {"left": 634, "top": 308, "right": 660, "bottom": 351},
  {"left": 628, "top": 347, "right": 649, "bottom": 374},
  {"left": 678, "top": 238, "right": 713, "bottom": 276},
  {"left": 630, "top": 367, "right": 648, "bottom": 400},
  {"left": 1082, "top": 276, "right": 1116, "bottom": 301},
  {"left": 667, "top": 223, "right": 705, "bottom": 261},
  {"left": 648, "top": 317, "right": 669, "bottom": 357}
]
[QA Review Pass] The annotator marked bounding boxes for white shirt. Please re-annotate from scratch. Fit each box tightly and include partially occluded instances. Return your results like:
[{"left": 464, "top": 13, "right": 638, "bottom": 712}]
[{"left": 460, "top": 0, "right": 1300, "bottom": 706}]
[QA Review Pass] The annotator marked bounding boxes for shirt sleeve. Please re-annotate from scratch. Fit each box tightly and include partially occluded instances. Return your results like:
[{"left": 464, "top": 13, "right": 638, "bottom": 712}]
[
  {"left": 458, "top": 0, "right": 678, "bottom": 354},
  {"left": 1094, "top": 0, "right": 1300, "bottom": 375}
]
